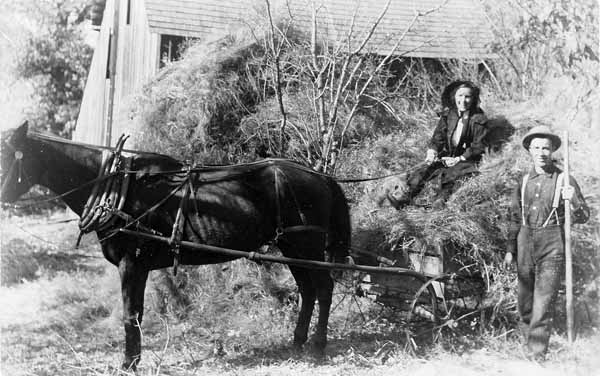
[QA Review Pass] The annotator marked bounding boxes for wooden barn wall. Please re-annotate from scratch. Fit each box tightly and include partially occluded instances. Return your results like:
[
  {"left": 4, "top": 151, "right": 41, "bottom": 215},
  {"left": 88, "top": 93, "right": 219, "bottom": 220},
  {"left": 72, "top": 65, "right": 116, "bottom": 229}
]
[
  {"left": 111, "top": 0, "right": 159, "bottom": 147},
  {"left": 74, "top": 0, "right": 159, "bottom": 147},
  {"left": 72, "top": 0, "right": 115, "bottom": 145}
]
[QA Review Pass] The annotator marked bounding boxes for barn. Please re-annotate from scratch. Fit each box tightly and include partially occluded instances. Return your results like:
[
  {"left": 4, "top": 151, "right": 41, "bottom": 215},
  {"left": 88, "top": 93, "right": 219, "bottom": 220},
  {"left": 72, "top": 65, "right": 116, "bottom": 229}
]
[{"left": 73, "top": 0, "right": 495, "bottom": 146}]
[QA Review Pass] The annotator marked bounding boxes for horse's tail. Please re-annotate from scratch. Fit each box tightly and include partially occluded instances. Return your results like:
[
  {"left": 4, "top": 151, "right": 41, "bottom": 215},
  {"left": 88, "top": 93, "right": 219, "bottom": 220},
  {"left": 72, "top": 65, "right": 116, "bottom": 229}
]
[{"left": 326, "top": 179, "right": 351, "bottom": 263}]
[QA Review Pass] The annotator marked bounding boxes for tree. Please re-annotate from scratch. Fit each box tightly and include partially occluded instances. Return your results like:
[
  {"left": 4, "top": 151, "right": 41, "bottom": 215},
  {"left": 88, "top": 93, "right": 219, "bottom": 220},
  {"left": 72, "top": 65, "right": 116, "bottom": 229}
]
[
  {"left": 254, "top": 0, "right": 447, "bottom": 173},
  {"left": 16, "top": 0, "right": 93, "bottom": 138},
  {"left": 484, "top": 0, "right": 599, "bottom": 97}
]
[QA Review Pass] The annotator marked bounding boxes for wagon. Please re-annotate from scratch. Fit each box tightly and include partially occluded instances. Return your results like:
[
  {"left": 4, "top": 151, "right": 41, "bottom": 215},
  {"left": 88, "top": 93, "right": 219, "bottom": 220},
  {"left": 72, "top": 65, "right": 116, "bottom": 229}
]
[
  {"left": 119, "top": 226, "right": 488, "bottom": 332},
  {"left": 347, "top": 246, "right": 487, "bottom": 331}
]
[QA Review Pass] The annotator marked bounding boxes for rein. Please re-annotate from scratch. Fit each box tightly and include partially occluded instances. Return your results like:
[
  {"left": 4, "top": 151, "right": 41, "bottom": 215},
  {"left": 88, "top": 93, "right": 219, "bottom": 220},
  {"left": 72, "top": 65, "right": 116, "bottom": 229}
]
[
  {"left": 114, "top": 159, "right": 413, "bottom": 183},
  {"left": 1, "top": 173, "right": 119, "bottom": 210},
  {"left": 3, "top": 159, "right": 415, "bottom": 211},
  {"left": 4, "top": 132, "right": 419, "bottom": 212}
]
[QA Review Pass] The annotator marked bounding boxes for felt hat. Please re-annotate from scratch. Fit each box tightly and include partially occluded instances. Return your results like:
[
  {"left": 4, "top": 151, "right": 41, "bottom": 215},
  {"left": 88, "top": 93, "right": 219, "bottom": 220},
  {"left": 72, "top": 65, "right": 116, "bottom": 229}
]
[{"left": 521, "top": 125, "right": 561, "bottom": 150}]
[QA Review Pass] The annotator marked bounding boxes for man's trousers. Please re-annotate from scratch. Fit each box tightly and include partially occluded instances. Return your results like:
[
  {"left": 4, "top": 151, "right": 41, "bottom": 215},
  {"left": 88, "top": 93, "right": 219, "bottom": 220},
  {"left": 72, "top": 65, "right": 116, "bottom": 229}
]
[{"left": 516, "top": 225, "right": 564, "bottom": 358}]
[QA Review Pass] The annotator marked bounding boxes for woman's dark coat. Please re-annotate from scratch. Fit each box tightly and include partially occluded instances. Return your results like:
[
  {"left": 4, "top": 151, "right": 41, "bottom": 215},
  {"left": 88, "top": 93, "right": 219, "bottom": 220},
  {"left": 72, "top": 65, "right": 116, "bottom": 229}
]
[{"left": 428, "top": 107, "right": 488, "bottom": 162}]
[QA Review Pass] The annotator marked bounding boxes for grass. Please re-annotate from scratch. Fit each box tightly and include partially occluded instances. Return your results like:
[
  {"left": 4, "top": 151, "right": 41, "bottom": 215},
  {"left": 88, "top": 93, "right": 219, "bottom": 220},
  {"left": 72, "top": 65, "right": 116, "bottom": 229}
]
[{"left": 1, "top": 211, "right": 599, "bottom": 375}]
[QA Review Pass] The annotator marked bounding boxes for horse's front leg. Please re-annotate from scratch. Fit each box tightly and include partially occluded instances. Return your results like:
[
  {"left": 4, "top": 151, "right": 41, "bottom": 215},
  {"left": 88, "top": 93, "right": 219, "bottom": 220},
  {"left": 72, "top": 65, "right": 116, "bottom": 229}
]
[{"left": 119, "top": 252, "right": 149, "bottom": 371}]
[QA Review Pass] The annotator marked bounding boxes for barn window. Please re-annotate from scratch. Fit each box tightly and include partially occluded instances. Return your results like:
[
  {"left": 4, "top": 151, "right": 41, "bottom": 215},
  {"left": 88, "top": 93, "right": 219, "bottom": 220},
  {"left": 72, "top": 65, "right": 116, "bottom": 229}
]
[
  {"left": 159, "top": 35, "right": 192, "bottom": 67},
  {"left": 90, "top": 0, "right": 105, "bottom": 29}
]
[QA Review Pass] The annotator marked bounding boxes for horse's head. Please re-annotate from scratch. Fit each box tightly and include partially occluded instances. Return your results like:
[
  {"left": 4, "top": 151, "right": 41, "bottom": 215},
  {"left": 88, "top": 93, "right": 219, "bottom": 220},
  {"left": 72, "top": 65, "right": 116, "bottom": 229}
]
[
  {"left": 1, "top": 121, "right": 38, "bottom": 203},
  {"left": 367, "top": 173, "right": 411, "bottom": 209}
]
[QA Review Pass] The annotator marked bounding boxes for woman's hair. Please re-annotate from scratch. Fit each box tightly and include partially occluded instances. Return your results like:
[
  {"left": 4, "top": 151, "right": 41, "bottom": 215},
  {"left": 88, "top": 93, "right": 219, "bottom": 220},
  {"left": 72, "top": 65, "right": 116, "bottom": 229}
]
[{"left": 441, "top": 80, "right": 481, "bottom": 110}]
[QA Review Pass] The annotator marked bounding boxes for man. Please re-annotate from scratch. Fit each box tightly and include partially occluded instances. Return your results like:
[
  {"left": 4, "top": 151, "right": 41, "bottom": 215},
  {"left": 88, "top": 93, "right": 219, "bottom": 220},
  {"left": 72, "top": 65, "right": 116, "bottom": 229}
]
[{"left": 504, "top": 125, "right": 589, "bottom": 360}]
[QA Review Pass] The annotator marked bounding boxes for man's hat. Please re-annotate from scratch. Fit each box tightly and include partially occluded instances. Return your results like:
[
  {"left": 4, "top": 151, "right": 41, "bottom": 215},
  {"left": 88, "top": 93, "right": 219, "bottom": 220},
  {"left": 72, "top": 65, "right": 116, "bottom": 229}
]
[{"left": 522, "top": 125, "right": 562, "bottom": 150}]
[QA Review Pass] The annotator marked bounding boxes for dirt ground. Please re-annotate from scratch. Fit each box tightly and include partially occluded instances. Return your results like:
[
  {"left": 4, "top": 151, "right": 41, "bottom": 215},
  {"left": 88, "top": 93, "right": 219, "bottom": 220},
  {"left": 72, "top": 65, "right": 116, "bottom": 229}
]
[{"left": 1, "top": 211, "right": 599, "bottom": 376}]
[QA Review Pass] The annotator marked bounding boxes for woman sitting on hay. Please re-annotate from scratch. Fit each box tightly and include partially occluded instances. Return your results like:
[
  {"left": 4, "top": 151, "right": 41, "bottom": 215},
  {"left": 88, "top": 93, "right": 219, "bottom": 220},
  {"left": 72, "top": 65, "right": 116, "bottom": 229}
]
[{"left": 387, "top": 80, "right": 489, "bottom": 208}]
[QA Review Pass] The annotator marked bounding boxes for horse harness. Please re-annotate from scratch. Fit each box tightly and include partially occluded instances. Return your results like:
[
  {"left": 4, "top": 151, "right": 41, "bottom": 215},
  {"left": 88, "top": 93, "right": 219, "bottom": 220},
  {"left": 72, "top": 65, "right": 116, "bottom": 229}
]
[
  {"left": 0, "top": 139, "right": 25, "bottom": 198},
  {"left": 78, "top": 135, "right": 133, "bottom": 237},
  {"left": 74, "top": 139, "right": 328, "bottom": 274}
]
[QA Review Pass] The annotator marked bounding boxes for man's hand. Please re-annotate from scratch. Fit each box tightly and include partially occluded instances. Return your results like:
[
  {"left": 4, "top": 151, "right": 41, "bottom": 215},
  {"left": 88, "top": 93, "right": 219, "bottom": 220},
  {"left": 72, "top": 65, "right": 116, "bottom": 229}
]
[
  {"left": 425, "top": 149, "right": 437, "bottom": 164},
  {"left": 562, "top": 185, "right": 575, "bottom": 201},
  {"left": 503, "top": 252, "right": 513, "bottom": 269}
]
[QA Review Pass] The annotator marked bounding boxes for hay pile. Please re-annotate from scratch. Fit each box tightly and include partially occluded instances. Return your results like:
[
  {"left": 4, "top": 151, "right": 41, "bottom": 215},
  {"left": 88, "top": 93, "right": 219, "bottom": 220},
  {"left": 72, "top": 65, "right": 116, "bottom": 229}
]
[
  {"left": 131, "top": 32, "right": 266, "bottom": 163},
  {"left": 349, "top": 77, "right": 599, "bottom": 327},
  {"left": 123, "top": 14, "right": 598, "bottom": 328}
]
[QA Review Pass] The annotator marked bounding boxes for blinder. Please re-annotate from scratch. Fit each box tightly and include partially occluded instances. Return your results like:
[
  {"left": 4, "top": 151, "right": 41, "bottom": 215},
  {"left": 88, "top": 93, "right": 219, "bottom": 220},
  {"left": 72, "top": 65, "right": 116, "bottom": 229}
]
[{"left": 1, "top": 144, "right": 27, "bottom": 200}]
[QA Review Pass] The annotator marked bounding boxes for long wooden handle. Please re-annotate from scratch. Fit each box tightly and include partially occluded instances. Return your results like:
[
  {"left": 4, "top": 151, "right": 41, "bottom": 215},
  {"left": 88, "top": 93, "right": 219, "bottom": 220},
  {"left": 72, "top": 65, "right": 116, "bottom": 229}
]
[{"left": 563, "top": 130, "right": 574, "bottom": 343}]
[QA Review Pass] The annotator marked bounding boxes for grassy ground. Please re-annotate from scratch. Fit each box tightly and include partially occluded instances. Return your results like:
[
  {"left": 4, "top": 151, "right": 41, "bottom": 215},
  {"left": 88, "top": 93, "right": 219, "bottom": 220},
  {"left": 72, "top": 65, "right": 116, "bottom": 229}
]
[{"left": 1, "top": 211, "right": 598, "bottom": 376}]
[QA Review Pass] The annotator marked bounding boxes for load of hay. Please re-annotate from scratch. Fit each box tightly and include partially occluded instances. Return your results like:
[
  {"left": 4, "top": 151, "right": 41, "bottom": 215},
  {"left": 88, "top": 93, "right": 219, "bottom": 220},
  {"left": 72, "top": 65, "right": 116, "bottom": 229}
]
[
  {"left": 130, "top": 32, "right": 266, "bottom": 164},
  {"left": 127, "top": 16, "right": 599, "bottom": 332},
  {"left": 348, "top": 87, "right": 600, "bottom": 328}
]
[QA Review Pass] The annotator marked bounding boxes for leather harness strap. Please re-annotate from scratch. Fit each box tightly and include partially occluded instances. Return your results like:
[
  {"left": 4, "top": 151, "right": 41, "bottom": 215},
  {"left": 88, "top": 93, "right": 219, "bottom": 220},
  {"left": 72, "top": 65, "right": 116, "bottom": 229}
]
[
  {"left": 271, "top": 167, "right": 327, "bottom": 243},
  {"left": 79, "top": 135, "right": 132, "bottom": 233}
]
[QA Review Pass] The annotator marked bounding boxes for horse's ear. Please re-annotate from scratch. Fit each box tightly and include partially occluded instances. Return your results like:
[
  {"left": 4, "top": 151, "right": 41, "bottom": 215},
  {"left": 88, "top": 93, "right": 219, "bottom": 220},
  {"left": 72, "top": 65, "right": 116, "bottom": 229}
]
[{"left": 14, "top": 120, "right": 29, "bottom": 140}]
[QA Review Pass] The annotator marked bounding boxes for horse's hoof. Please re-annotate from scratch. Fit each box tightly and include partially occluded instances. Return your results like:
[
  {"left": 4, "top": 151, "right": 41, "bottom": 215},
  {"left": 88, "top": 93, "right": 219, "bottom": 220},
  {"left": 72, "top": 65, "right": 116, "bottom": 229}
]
[
  {"left": 292, "top": 340, "right": 303, "bottom": 353},
  {"left": 121, "top": 358, "right": 138, "bottom": 373},
  {"left": 309, "top": 344, "right": 326, "bottom": 360},
  {"left": 310, "top": 337, "right": 327, "bottom": 359}
]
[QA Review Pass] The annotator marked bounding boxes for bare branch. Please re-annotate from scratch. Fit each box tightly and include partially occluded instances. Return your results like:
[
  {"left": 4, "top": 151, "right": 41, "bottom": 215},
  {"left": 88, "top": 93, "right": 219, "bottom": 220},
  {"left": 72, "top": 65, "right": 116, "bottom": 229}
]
[
  {"left": 310, "top": 5, "right": 326, "bottom": 137},
  {"left": 333, "top": 1, "right": 449, "bottom": 164},
  {"left": 351, "top": 0, "right": 392, "bottom": 55},
  {"left": 265, "top": 0, "right": 288, "bottom": 154}
]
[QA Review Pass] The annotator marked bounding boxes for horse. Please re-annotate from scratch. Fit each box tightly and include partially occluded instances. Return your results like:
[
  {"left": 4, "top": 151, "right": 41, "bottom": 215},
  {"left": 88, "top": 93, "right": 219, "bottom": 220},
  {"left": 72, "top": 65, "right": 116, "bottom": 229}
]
[{"left": 1, "top": 121, "right": 351, "bottom": 370}]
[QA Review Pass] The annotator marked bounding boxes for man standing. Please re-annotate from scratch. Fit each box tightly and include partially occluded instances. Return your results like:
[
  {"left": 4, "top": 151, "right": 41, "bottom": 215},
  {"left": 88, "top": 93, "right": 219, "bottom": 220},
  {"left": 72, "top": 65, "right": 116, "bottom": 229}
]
[{"left": 504, "top": 125, "right": 590, "bottom": 360}]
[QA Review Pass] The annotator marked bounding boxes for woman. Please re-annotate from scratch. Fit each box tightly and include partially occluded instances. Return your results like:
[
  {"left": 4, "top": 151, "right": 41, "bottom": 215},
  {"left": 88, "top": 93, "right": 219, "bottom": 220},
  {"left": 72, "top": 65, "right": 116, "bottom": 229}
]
[{"left": 406, "top": 80, "right": 488, "bottom": 205}]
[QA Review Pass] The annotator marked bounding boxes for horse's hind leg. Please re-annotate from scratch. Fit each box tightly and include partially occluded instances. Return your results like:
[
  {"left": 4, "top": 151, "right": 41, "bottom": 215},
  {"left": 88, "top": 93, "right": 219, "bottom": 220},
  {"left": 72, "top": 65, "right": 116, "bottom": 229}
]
[
  {"left": 289, "top": 266, "right": 316, "bottom": 349},
  {"left": 285, "top": 231, "right": 332, "bottom": 354},
  {"left": 118, "top": 253, "right": 149, "bottom": 371},
  {"left": 310, "top": 270, "right": 333, "bottom": 354}
]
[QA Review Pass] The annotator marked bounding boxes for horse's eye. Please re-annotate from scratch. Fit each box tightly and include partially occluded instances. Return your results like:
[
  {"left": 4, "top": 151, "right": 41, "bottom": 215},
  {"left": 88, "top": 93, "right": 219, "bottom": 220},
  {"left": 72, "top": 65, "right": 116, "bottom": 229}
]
[{"left": 394, "top": 185, "right": 399, "bottom": 190}]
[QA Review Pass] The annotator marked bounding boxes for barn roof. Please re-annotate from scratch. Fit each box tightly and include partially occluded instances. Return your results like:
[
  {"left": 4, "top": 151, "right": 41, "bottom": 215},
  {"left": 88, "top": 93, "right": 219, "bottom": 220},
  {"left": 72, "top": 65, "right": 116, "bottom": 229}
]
[{"left": 144, "top": 0, "right": 495, "bottom": 59}]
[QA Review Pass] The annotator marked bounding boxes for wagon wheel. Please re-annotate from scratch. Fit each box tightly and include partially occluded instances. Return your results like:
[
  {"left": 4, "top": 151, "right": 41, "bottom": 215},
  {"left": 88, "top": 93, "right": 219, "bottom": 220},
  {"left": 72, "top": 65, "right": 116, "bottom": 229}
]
[
  {"left": 397, "top": 275, "right": 443, "bottom": 354},
  {"left": 407, "top": 276, "right": 441, "bottom": 324},
  {"left": 331, "top": 271, "right": 381, "bottom": 330}
]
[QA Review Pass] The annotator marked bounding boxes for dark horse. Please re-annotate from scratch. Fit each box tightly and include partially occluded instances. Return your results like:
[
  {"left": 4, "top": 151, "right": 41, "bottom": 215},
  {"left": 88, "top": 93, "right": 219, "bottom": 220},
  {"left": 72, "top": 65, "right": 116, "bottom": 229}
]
[{"left": 1, "top": 122, "right": 351, "bottom": 370}]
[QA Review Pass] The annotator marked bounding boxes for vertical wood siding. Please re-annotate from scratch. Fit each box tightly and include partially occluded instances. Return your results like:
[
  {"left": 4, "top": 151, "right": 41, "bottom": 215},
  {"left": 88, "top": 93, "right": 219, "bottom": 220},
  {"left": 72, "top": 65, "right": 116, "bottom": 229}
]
[
  {"left": 74, "top": 0, "right": 159, "bottom": 147},
  {"left": 111, "top": 0, "right": 159, "bottom": 146},
  {"left": 72, "top": 0, "right": 115, "bottom": 145}
]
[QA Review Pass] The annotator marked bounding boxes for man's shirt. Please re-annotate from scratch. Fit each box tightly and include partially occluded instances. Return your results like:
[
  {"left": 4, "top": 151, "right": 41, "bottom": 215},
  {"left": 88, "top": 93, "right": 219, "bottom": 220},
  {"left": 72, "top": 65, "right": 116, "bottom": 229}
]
[{"left": 507, "top": 164, "right": 590, "bottom": 252}]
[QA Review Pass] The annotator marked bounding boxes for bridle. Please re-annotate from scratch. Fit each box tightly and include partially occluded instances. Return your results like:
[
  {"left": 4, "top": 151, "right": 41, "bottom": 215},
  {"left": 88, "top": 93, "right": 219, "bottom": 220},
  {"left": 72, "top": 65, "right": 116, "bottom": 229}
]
[{"left": 0, "top": 140, "right": 27, "bottom": 200}]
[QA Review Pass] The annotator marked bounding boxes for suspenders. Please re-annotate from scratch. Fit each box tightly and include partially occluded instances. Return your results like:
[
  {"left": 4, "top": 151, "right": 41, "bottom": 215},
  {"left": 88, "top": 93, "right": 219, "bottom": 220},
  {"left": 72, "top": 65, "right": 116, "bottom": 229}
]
[
  {"left": 521, "top": 172, "right": 564, "bottom": 227},
  {"left": 520, "top": 174, "right": 529, "bottom": 226}
]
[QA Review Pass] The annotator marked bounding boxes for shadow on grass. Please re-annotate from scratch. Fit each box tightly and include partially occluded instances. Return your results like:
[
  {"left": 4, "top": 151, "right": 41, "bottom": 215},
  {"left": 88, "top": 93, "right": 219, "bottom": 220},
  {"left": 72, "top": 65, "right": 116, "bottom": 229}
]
[
  {"left": 221, "top": 324, "right": 416, "bottom": 368},
  {"left": 1, "top": 238, "right": 104, "bottom": 286}
]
